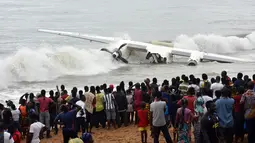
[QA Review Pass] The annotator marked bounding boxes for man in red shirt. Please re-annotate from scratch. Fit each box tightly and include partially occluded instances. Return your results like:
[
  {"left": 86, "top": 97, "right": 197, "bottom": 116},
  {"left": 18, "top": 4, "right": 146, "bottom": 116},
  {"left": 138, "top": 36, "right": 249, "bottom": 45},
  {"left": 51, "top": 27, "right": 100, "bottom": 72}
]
[
  {"left": 178, "top": 87, "right": 196, "bottom": 114},
  {"left": 233, "top": 87, "right": 245, "bottom": 142},
  {"left": 221, "top": 71, "right": 232, "bottom": 86},
  {"left": 61, "top": 90, "right": 69, "bottom": 101},
  {"left": 37, "top": 89, "right": 53, "bottom": 138}
]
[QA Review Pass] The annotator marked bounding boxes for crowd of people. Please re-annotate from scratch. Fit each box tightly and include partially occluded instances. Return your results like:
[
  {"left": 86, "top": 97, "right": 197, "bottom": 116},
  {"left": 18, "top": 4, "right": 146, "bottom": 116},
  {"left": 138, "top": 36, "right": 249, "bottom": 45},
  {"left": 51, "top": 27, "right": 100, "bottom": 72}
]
[{"left": 0, "top": 70, "right": 255, "bottom": 143}]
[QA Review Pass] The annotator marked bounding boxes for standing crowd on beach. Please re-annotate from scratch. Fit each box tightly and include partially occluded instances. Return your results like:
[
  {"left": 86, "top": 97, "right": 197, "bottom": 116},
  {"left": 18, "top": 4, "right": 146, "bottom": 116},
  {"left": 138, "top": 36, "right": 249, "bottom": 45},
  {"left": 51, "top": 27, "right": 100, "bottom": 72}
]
[{"left": 0, "top": 70, "right": 255, "bottom": 143}]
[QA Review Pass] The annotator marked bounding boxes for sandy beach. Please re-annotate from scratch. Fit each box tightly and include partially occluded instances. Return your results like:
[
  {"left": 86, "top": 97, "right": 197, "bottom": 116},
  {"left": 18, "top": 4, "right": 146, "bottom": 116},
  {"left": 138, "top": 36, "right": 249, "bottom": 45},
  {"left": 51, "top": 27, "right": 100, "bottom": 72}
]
[
  {"left": 21, "top": 124, "right": 249, "bottom": 143},
  {"left": 22, "top": 125, "right": 174, "bottom": 143}
]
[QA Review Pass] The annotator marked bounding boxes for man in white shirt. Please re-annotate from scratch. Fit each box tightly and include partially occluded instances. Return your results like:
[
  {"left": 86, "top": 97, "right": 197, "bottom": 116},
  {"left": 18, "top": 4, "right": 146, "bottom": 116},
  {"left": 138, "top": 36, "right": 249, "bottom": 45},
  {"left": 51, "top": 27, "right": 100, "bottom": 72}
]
[
  {"left": 150, "top": 91, "right": 173, "bottom": 143},
  {"left": 210, "top": 76, "right": 224, "bottom": 99},
  {"left": 75, "top": 95, "right": 87, "bottom": 133},
  {"left": 201, "top": 88, "right": 213, "bottom": 105},
  {"left": 27, "top": 113, "right": 46, "bottom": 143},
  {"left": 10, "top": 104, "right": 21, "bottom": 132},
  {"left": 3, "top": 132, "right": 14, "bottom": 143},
  {"left": 188, "top": 78, "right": 200, "bottom": 94},
  {"left": 11, "top": 108, "right": 20, "bottom": 122},
  {"left": 0, "top": 122, "right": 14, "bottom": 143}
]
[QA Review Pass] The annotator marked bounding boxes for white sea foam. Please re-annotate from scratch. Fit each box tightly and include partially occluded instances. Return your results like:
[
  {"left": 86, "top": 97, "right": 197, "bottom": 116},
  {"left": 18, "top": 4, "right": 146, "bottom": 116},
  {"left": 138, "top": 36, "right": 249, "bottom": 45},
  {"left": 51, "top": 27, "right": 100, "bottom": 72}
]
[
  {"left": 174, "top": 32, "right": 255, "bottom": 54},
  {"left": 0, "top": 45, "right": 122, "bottom": 89}
]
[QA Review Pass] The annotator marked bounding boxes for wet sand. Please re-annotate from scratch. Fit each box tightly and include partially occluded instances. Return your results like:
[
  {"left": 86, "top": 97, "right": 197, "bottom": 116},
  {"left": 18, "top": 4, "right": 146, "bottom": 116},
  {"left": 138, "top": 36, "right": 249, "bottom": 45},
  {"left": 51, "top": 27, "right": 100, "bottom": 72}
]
[
  {"left": 22, "top": 125, "right": 175, "bottom": 143},
  {"left": 21, "top": 125, "right": 248, "bottom": 143}
]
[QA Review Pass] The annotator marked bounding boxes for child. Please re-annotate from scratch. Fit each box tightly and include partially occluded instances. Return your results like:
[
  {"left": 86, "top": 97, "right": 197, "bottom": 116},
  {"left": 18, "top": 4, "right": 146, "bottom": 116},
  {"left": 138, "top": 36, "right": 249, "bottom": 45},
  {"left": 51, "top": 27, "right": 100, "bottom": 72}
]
[
  {"left": 126, "top": 89, "right": 134, "bottom": 124},
  {"left": 138, "top": 102, "right": 149, "bottom": 143}
]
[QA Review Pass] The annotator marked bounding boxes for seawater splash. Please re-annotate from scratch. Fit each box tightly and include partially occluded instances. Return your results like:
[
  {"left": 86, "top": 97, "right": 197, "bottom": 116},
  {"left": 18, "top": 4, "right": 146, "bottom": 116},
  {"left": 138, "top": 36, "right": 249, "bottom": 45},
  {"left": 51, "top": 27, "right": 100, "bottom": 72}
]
[
  {"left": 174, "top": 32, "right": 255, "bottom": 54},
  {"left": 0, "top": 46, "right": 122, "bottom": 89}
]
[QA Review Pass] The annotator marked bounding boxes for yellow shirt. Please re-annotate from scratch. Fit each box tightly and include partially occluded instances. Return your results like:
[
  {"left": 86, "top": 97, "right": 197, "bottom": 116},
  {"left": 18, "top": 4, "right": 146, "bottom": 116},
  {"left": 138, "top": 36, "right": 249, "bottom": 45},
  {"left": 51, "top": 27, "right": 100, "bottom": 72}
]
[
  {"left": 96, "top": 93, "right": 104, "bottom": 112},
  {"left": 68, "top": 138, "right": 83, "bottom": 143}
]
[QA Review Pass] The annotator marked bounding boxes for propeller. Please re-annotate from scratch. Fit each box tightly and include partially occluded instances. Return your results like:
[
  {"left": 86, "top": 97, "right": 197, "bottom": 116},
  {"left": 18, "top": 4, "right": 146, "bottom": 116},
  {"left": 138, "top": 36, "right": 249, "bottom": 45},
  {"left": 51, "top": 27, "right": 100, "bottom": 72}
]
[{"left": 100, "top": 43, "right": 128, "bottom": 64}]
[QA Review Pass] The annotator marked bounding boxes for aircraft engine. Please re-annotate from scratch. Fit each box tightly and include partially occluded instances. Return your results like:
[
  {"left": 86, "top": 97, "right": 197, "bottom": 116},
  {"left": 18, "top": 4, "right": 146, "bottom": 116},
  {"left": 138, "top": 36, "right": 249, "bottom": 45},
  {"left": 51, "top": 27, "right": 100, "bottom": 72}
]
[
  {"left": 112, "top": 51, "right": 119, "bottom": 58},
  {"left": 112, "top": 50, "right": 123, "bottom": 58},
  {"left": 101, "top": 43, "right": 128, "bottom": 64},
  {"left": 187, "top": 51, "right": 203, "bottom": 66}
]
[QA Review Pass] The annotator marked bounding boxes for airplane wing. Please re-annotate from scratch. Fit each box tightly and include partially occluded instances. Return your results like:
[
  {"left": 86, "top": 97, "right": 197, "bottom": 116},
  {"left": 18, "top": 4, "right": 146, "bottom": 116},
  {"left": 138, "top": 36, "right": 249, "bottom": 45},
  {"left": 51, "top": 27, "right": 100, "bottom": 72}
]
[
  {"left": 170, "top": 48, "right": 251, "bottom": 63},
  {"left": 202, "top": 52, "right": 250, "bottom": 63},
  {"left": 149, "top": 41, "right": 174, "bottom": 47},
  {"left": 38, "top": 29, "right": 115, "bottom": 44}
]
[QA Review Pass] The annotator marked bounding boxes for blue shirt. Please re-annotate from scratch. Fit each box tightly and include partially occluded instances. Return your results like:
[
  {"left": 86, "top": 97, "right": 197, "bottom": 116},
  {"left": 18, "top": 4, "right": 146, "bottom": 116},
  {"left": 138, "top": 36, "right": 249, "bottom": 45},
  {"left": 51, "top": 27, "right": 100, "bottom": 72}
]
[
  {"left": 164, "top": 104, "right": 169, "bottom": 115},
  {"left": 234, "top": 79, "right": 245, "bottom": 88},
  {"left": 55, "top": 109, "right": 77, "bottom": 129},
  {"left": 215, "top": 97, "right": 234, "bottom": 128},
  {"left": 162, "top": 92, "right": 171, "bottom": 115}
]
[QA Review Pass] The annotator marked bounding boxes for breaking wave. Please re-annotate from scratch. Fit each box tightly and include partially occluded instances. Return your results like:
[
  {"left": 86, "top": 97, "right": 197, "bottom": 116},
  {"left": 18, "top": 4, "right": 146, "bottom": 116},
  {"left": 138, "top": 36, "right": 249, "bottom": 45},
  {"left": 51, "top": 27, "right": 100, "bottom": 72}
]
[
  {"left": 0, "top": 46, "right": 122, "bottom": 89},
  {"left": 174, "top": 31, "right": 255, "bottom": 54}
]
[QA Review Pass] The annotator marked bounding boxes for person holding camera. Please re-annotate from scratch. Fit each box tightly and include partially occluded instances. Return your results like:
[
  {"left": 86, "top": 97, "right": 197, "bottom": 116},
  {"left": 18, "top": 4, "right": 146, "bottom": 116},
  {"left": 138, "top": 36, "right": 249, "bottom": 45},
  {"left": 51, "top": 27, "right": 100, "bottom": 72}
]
[{"left": 10, "top": 103, "right": 21, "bottom": 132}]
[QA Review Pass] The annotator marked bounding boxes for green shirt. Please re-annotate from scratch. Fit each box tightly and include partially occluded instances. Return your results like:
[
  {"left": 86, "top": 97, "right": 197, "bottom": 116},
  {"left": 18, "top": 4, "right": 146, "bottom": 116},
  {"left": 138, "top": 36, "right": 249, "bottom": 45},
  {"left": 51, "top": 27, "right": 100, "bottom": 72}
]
[
  {"left": 68, "top": 138, "right": 83, "bottom": 143},
  {"left": 96, "top": 93, "right": 104, "bottom": 112}
]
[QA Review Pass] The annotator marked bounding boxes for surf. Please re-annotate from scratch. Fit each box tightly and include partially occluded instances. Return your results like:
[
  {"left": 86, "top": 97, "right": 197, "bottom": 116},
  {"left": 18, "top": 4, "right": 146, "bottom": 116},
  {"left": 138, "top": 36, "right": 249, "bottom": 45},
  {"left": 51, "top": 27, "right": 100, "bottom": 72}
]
[
  {"left": 0, "top": 45, "right": 123, "bottom": 89},
  {"left": 173, "top": 31, "right": 255, "bottom": 54}
]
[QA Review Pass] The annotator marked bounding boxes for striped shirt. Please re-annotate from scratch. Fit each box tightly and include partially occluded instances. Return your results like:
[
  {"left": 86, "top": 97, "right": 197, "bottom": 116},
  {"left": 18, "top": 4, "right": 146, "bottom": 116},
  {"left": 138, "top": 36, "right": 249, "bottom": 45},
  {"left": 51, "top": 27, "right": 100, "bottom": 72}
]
[
  {"left": 179, "top": 82, "right": 189, "bottom": 96},
  {"left": 103, "top": 93, "right": 115, "bottom": 110}
]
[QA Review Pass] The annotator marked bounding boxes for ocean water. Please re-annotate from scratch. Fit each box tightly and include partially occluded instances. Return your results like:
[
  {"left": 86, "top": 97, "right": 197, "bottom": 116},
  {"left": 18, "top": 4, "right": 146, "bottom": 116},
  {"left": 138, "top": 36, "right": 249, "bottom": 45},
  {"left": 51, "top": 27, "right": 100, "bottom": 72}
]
[{"left": 1, "top": 0, "right": 255, "bottom": 103}]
